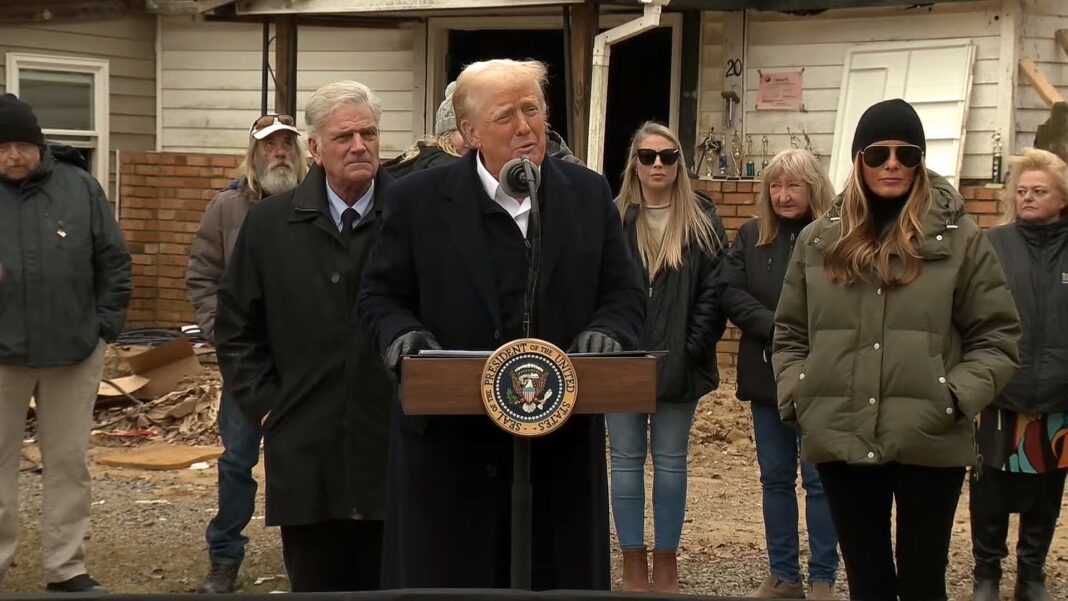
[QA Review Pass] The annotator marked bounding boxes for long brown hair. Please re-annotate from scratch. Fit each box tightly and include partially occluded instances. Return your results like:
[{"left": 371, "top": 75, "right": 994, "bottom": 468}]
[
  {"left": 756, "top": 149, "right": 834, "bottom": 246},
  {"left": 823, "top": 154, "right": 931, "bottom": 288},
  {"left": 615, "top": 122, "right": 721, "bottom": 280}
]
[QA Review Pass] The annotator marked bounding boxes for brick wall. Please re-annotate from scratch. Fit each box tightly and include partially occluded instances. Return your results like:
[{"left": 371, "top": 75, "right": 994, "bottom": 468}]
[
  {"left": 119, "top": 151, "right": 242, "bottom": 329},
  {"left": 691, "top": 178, "right": 1005, "bottom": 367},
  {"left": 117, "top": 153, "right": 1007, "bottom": 365}
]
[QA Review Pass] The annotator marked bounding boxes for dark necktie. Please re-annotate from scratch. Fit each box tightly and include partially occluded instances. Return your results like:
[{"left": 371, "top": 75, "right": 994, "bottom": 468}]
[{"left": 341, "top": 207, "right": 359, "bottom": 241}]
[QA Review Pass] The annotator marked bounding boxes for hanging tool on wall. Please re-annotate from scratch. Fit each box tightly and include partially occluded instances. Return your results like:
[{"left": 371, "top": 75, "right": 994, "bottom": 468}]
[{"left": 722, "top": 89, "right": 740, "bottom": 130}]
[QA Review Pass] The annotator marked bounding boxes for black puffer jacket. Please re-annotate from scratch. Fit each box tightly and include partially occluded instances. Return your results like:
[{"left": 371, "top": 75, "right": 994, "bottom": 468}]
[
  {"left": 621, "top": 195, "right": 726, "bottom": 404},
  {"left": 382, "top": 143, "right": 462, "bottom": 179},
  {"left": 721, "top": 216, "right": 808, "bottom": 405},
  {"left": 986, "top": 218, "right": 1068, "bottom": 415},
  {"left": 0, "top": 146, "right": 131, "bottom": 367}
]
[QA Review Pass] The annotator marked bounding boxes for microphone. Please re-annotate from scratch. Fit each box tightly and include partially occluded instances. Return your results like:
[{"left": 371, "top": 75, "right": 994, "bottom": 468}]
[
  {"left": 499, "top": 156, "right": 542, "bottom": 339},
  {"left": 499, "top": 157, "right": 541, "bottom": 198}
]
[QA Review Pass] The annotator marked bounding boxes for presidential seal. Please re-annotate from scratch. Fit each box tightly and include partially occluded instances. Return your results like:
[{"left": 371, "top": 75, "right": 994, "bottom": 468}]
[{"left": 480, "top": 338, "right": 578, "bottom": 437}]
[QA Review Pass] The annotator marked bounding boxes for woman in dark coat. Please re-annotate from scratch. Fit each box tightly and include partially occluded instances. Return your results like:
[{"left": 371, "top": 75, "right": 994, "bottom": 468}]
[
  {"left": 721, "top": 148, "right": 839, "bottom": 600},
  {"left": 609, "top": 122, "right": 726, "bottom": 593},
  {"left": 972, "top": 148, "right": 1068, "bottom": 601}
]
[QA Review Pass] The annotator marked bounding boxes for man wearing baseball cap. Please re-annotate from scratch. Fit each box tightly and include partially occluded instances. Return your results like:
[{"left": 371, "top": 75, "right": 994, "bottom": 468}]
[
  {"left": 187, "top": 113, "right": 307, "bottom": 593},
  {"left": 0, "top": 94, "right": 131, "bottom": 593}
]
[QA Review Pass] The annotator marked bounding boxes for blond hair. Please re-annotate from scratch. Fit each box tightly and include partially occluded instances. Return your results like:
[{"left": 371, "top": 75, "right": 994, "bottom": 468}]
[
  {"left": 238, "top": 133, "right": 309, "bottom": 197},
  {"left": 305, "top": 80, "right": 382, "bottom": 139},
  {"left": 1001, "top": 148, "right": 1068, "bottom": 224},
  {"left": 394, "top": 132, "right": 464, "bottom": 163},
  {"left": 756, "top": 149, "right": 834, "bottom": 245},
  {"left": 824, "top": 155, "right": 932, "bottom": 288},
  {"left": 453, "top": 59, "right": 549, "bottom": 127},
  {"left": 615, "top": 122, "right": 722, "bottom": 281}
]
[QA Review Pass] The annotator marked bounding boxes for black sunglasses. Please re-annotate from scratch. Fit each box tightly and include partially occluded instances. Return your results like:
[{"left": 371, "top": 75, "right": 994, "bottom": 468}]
[
  {"left": 636, "top": 148, "right": 680, "bottom": 166},
  {"left": 860, "top": 144, "right": 923, "bottom": 169}
]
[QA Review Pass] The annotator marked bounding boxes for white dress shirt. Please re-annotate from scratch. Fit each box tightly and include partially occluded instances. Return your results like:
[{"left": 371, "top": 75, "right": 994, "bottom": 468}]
[{"left": 326, "top": 179, "right": 375, "bottom": 231}]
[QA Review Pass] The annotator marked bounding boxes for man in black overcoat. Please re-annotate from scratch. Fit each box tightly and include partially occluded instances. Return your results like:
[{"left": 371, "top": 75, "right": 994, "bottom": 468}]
[
  {"left": 358, "top": 59, "right": 646, "bottom": 590},
  {"left": 215, "top": 80, "right": 395, "bottom": 592}
]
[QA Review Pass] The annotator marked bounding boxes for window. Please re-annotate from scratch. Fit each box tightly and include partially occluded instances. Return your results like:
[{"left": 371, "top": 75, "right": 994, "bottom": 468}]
[{"left": 6, "top": 53, "right": 109, "bottom": 187}]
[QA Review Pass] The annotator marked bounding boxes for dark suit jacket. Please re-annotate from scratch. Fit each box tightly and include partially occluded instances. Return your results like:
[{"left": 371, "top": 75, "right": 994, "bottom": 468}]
[
  {"left": 215, "top": 165, "right": 395, "bottom": 527},
  {"left": 357, "top": 152, "right": 645, "bottom": 589}
]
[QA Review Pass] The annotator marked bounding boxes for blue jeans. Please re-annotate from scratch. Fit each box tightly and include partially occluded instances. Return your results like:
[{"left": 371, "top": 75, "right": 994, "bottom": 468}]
[
  {"left": 607, "top": 401, "right": 697, "bottom": 551},
  {"left": 751, "top": 402, "right": 839, "bottom": 584},
  {"left": 205, "top": 388, "right": 262, "bottom": 567}
]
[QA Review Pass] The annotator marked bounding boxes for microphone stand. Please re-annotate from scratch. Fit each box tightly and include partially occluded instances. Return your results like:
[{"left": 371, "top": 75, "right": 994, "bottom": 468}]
[{"left": 512, "top": 155, "right": 540, "bottom": 590}]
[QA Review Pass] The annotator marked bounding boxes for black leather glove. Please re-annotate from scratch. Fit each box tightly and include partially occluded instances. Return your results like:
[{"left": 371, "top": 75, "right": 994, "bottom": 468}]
[
  {"left": 569, "top": 330, "right": 622, "bottom": 354},
  {"left": 384, "top": 330, "right": 441, "bottom": 372}
]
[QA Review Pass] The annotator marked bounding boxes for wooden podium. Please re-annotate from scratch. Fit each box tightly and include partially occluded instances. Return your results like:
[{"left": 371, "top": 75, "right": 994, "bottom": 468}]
[
  {"left": 400, "top": 352, "right": 657, "bottom": 590},
  {"left": 400, "top": 354, "right": 657, "bottom": 415}
]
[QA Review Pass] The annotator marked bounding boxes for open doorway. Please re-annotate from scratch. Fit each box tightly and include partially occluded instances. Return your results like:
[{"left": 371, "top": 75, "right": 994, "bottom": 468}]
[
  {"left": 603, "top": 26, "right": 673, "bottom": 194},
  {"left": 447, "top": 29, "right": 569, "bottom": 144}
]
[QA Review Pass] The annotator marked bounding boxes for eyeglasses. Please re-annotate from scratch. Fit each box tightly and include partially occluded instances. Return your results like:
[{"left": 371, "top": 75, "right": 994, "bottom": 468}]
[
  {"left": 861, "top": 144, "right": 923, "bottom": 169},
  {"left": 250, "top": 113, "right": 296, "bottom": 136},
  {"left": 636, "top": 148, "right": 680, "bottom": 166}
]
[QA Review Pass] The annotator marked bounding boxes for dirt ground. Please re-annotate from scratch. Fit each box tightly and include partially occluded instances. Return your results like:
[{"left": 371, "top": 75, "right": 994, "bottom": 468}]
[{"left": 3, "top": 370, "right": 1066, "bottom": 598}]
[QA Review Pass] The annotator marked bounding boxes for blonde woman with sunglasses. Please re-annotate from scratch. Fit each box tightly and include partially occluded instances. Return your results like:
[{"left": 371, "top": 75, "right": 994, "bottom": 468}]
[
  {"left": 772, "top": 99, "right": 1021, "bottom": 601},
  {"left": 610, "top": 122, "right": 726, "bottom": 593}
]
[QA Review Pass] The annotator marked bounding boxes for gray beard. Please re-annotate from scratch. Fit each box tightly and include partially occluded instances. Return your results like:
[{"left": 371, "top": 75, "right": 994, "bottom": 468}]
[{"left": 258, "top": 165, "right": 298, "bottom": 196}]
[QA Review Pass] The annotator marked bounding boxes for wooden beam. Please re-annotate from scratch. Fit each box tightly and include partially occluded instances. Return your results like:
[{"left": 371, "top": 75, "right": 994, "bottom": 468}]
[
  {"left": 1056, "top": 29, "right": 1068, "bottom": 60},
  {"left": 237, "top": 0, "right": 581, "bottom": 16},
  {"left": 274, "top": 15, "right": 298, "bottom": 115},
  {"left": 995, "top": 0, "right": 1019, "bottom": 158},
  {"left": 566, "top": 1, "right": 597, "bottom": 163},
  {"left": 1019, "top": 57, "right": 1065, "bottom": 108}
]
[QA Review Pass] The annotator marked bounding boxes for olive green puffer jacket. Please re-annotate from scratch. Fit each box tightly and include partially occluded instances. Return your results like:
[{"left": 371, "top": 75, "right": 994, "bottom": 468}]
[{"left": 772, "top": 173, "right": 1021, "bottom": 467}]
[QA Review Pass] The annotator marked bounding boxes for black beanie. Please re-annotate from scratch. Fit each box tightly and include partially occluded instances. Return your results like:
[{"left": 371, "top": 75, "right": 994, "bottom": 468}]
[
  {"left": 0, "top": 94, "right": 45, "bottom": 147},
  {"left": 851, "top": 98, "right": 926, "bottom": 160}
]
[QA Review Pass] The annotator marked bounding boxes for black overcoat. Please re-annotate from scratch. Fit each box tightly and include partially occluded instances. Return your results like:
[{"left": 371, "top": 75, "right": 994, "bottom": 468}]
[
  {"left": 215, "top": 164, "right": 395, "bottom": 527},
  {"left": 358, "top": 152, "right": 645, "bottom": 589}
]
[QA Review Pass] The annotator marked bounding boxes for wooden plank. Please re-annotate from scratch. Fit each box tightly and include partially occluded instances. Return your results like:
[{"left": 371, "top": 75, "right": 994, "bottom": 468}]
[
  {"left": 1019, "top": 57, "right": 1065, "bottom": 107},
  {"left": 1057, "top": 29, "right": 1068, "bottom": 59},
  {"left": 164, "top": 49, "right": 413, "bottom": 71},
  {"left": 747, "top": 12, "right": 999, "bottom": 47},
  {"left": 296, "top": 26, "right": 412, "bottom": 51},
  {"left": 237, "top": 0, "right": 582, "bottom": 16},
  {"left": 996, "top": 0, "right": 1019, "bottom": 158},
  {"left": 566, "top": 1, "right": 597, "bottom": 162},
  {"left": 163, "top": 107, "right": 412, "bottom": 131},
  {"left": 275, "top": 15, "right": 296, "bottom": 115},
  {"left": 162, "top": 88, "right": 413, "bottom": 110}
]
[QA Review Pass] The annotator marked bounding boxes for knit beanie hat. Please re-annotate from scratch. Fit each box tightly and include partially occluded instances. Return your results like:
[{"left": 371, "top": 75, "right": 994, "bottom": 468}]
[
  {"left": 851, "top": 98, "right": 926, "bottom": 160},
  {"left": 0, "top": 94, "right": 45, "bottom": 147},
  {"left": 435, "top": 81, "right": 458, "bottom": 136}
]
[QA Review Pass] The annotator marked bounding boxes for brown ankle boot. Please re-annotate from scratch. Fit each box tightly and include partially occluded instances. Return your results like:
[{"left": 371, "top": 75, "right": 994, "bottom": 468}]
[
  {"left": 621, "top": 547, "right": 650, "bottom": 592},
  {"left": 651, "top": 549, "right": 679, "bottom": 593}
]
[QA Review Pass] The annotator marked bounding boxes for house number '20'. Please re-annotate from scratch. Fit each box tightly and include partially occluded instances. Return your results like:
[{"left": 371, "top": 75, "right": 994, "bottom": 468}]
[{"left": 725, "top": 59, "right": 742, "bottom": 77}]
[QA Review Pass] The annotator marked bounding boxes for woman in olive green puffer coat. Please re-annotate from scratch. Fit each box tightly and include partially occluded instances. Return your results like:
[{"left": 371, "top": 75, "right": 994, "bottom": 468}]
[{"left": 771, "top": 99, "right": 1021, "bottom": 601}]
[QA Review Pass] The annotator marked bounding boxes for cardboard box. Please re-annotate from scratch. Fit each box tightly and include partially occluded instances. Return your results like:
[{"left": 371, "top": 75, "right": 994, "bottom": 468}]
[{"left": 98, "top": 338, "right": 203, "bottom": 401}]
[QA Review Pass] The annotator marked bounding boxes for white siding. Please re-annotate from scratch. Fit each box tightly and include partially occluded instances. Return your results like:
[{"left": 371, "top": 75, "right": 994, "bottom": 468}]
[
  {"left": 1017, "top": 0, "right": 1068, "bottom": 151},
  {"left": 0, "top": 15, "right": 157, "bottom": 196},
  {"left": 160, "top": 16, "right": 416, "bottom": 156},
  {"left": 699, "top": 1, "right": 1004, "bottom": 181}
]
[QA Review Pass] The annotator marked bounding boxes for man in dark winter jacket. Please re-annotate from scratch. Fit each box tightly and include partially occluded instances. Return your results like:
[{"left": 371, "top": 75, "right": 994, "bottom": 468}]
[
  {"left": 0, "top": 94, "right": 131, "bottom": 593},
  {"left": 188, "top": 113, "right": 307, "bottom": 594},
  {"left": 215, "top": 81, "right": 395, "bottom": 593}
]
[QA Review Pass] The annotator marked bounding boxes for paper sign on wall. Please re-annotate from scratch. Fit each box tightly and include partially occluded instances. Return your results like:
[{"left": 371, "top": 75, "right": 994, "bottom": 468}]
[{"left": 756, "top": 71, "right": 804, "bottom": 111}]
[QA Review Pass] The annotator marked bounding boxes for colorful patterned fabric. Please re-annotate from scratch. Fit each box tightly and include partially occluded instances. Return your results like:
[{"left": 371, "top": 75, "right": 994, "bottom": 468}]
[{"left": 977, "top": 407, "right": 1068, "bottom": 474}]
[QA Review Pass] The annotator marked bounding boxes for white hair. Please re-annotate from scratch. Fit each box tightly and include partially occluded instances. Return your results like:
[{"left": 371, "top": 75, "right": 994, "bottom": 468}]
[{"left": 305, "top": 80, "right": 383, "bottom": 139}]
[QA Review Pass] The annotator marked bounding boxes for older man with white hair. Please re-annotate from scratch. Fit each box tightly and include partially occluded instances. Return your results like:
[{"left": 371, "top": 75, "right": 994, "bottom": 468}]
[
  {"left": 215, "top": 81, "right": 395, "bottom": 592},
  {"left": 359, "top": 59, "right": 645, "bottom": 590}
]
